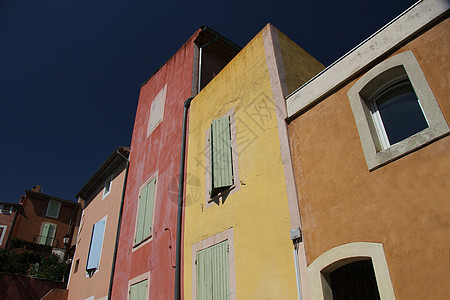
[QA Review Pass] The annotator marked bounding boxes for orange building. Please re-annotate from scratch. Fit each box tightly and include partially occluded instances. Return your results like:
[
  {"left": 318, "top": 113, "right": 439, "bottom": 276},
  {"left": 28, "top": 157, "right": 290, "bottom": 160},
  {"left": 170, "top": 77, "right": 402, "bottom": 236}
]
[{"left": 286, "top": 0, "right": 450, "bottom": 299}]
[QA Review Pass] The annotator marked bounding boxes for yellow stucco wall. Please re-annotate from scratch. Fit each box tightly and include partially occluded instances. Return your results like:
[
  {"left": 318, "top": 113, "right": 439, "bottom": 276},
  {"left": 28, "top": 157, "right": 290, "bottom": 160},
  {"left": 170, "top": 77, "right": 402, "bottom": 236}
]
[{"left": 183, "top": 28, "right": 299, "bottom": 299}]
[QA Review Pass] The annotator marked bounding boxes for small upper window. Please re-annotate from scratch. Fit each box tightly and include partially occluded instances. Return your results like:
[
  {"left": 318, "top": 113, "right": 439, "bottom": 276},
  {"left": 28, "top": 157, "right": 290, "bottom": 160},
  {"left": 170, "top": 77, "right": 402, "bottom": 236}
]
[
  {"left": 46, "top": 200, "right": 61, "bottom": 218},
  {"left": 0, "top": 205, "right": 12, "bottom": 215},
  {"left": 348, "top": 51, "right": 449, "bottom": 170},
  {"left": 103, "top": 175, "right": 113, "bottom": 199},
  {"left": 147, "top": 84, "right": 167, "bottom": 137},
  {"left": 369, "top": 77, "right": 428, "bottom": 149}
]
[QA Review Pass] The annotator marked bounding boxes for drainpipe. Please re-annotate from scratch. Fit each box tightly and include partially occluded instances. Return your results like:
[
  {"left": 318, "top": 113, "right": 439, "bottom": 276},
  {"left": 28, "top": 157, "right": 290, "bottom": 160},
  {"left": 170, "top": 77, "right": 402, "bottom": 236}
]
[
  {"left": 107, "top": 150, "right": 130, "bottom": 300},
  {"left": 197, "top": 31, "right": 218, "bottom": 94},
  {"left": 174, "top": 97, "right": 194, "bottom": 300}
]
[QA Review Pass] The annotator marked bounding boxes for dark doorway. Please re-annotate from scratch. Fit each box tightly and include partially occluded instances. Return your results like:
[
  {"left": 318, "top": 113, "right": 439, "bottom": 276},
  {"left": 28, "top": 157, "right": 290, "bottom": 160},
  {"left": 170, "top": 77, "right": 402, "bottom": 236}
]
[{"left": 329, "top": 260, "right": 380, "bottom": 300}]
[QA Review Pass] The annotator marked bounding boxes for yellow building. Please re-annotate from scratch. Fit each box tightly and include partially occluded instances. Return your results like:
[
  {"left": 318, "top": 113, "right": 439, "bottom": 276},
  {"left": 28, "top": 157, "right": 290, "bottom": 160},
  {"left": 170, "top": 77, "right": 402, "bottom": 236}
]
[{"left": 183, "top": 24, "right": 324, "bottom": 299}]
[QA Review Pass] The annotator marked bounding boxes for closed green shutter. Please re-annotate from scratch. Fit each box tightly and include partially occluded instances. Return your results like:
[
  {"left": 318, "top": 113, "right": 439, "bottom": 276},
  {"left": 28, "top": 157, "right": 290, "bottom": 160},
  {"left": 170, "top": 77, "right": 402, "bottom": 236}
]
[
  {"left": 129, "top": 279, "right": 148, "bottom": 300},
  {"left": 210, "top": 116, "right": 234, "bottom": 197},
  {"left": 46, "top": 224, "right": 55, "bottom": 246},
  {"left": 135, "top": 178, "right": 156, "bottom": 245},
  {"left": 197, "top": 240, "right": 229, "bottom": 300},
  {"left": 46, "top": 200, "right": 60, "bottom": 218},
  {"left": 39, "top": 224, "right": 50, "bottom": 245}
]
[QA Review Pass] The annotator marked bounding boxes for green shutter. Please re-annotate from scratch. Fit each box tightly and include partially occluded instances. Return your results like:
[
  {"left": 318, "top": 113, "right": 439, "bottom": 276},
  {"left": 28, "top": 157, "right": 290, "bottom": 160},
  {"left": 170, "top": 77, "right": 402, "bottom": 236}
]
[
  {"left": 39, "top": 224, "right": 50, "bottom": 245},
  {"left": 197, "top": 240, "right": 229, "bottom": 300},
  {"left": 129, "top": 279, "right": 148, "bottom": 300},
  {"left": 210, "top": 116, "right": 234, "bottom": 197},
  {"left": 135, "top": 185, "right": 148, "bottom": 244},
  {"left": 47, "top": 200, "right": 60, "bottom": 218},
  {"left": 46, "top": 224, "right": 55, "bottom": 246},
  {"left": 143, "top": 178, "right": 156, "bottom": 239}
]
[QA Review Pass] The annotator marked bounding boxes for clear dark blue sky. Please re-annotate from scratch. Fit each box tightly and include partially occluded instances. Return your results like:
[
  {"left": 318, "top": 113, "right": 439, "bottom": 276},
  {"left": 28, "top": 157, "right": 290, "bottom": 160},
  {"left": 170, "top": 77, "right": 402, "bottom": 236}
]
[{"left": 1, "top": 0, "right": 418, "bottom": 203}]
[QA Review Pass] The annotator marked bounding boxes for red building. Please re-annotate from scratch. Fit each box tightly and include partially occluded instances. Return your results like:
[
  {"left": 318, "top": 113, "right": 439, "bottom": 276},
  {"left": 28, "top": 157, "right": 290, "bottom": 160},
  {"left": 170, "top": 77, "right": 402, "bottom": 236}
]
[{"left": 111, "top": 27, "right": 240, "bottom": 299}]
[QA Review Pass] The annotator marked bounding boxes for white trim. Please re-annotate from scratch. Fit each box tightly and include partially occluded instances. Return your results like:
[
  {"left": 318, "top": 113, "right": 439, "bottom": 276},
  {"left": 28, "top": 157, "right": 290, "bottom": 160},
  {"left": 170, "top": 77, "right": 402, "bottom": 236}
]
[
  {"left": 286, "top": 0, "right": 450, "bottom": 118},
  {"left": 0, "top": 225, "right": 7, "bottom": 247},
  {"left": 0, "top": 204, "right": 13, "bottom": 215},
  {"left": 45, "top": 199, "right": 61, "bottom": 218},
  {"left": 102, "top": 175, "right": 113, "bottom": 199},
  {"left": 347, "top": 51, "right": 449, "bottom": 170},
  {"left": 128, "top": 271, "right": 150, "bottom": 300},
  {"left": 308, "top": 242, "right": 396, "bottom": 300}
]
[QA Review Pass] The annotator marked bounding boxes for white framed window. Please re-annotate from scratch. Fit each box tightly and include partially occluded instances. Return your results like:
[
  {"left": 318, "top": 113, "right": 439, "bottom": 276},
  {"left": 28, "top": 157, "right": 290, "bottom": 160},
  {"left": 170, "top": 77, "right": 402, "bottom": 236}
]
[
  {"left": 205, "top": 109, "right": 240, "bottom": 205},
  {"left": 192, "top": 228, "right": 236, "bottom": 300},
  {"left": 147, "top": 84, "right": 167, "bottom": 137},
  {"left": 0, "top": 225, "right": 7, "bottom": 247},
  {"left": 103, "top": 175, "right": 113, "bottom": 199},
  {"left": 86, "top": 216, "right": 107, "bottom": 275},
  {"left": 39, "top": 222, "right": 57, "bottom": 246},
  {"left": 133, "top": 173, "right": 157, "bottom": 248},
  {"left": 308, "top": 242, "right": 396, "bottom": 300},
  {"left": 348, "top": 51, "right": 449, "bottom": 170},
  {"left": 46, "top": 199, "right": 61, "bottom": 218},
  {"left": 0, "top": 204, "right": 12, "bottom": 215},
  {"left": 128, "top": 272, "right": 150, "bottom": 300}
]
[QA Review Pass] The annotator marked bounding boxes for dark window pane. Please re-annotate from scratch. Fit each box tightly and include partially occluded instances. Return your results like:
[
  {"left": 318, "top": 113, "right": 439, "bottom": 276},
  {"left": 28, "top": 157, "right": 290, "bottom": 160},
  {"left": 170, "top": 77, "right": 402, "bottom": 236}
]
[{"left": 376, "top": 80, "right": 428, "bottom": 145}]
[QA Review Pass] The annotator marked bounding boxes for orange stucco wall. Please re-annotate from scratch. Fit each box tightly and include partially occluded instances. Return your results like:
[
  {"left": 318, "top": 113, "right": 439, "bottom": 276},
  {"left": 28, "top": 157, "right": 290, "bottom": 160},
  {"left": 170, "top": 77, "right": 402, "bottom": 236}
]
[
  {"left": 288, "top": 18, "right": 450, "bottom": 299},
  {"left": 67, "top": 163, "right": 127, "bottom": 300}
]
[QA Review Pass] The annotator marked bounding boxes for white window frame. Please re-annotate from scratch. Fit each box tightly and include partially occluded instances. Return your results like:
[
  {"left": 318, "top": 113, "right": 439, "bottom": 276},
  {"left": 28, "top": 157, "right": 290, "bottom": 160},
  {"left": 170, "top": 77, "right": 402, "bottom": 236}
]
[
  {"left": 45, "top": 199, "right": 61, "bottom": 218},
  {"left": 308, "top": 242, "right": 396, "bottom": 300},
  {"left": 204, "top": 108, "right": 240, "bottom": 207},
  {"left": 103, "top": 175, "right": 113, "bottom": 199},
  {"left": 0, "top": 204, "right": 12, "bottom": 215},
  {"left": 348, "top": 51, "right": 449, "bottom": 170},
  {"left": 0, "top": 225, "right": 7, "bottom": 247},
  {"left": 191, "top": 228, "right": 236, "bottom": 300},
  {"left": 147, "top": 84, "right": 167, "bottom": 137},
  {"left": 128, "top": 271, "right": 150, "bottom": 300}
]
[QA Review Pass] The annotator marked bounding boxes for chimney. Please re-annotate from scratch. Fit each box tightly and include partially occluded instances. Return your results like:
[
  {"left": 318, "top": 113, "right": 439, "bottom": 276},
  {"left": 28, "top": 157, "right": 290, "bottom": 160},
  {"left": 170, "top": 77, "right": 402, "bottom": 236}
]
[{"left": 31, "top": 185, "right": 42, "bottom": 193}]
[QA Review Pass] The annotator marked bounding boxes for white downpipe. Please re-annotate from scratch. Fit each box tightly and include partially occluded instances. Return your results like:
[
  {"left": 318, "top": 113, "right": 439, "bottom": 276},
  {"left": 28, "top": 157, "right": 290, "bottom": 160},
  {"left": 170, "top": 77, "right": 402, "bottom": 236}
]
[{"left": 293, "top": 246, "right": 303, "bottom": 300}]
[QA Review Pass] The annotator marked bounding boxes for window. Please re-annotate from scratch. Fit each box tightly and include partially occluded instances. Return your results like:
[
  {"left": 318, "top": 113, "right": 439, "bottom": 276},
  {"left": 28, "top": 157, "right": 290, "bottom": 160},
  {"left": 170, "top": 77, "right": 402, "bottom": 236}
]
[
  {"left": 128, "top": 272, "right": 150, "bottom": 300},
  {"left": 86, "top": 217, "right": 106, "bottom": 273},
  {"left": 46, "top": 200, "right": 61, "bottom": 218},
  {"left": 348, "top": 51, "right": 449, "bottom": 170},
  {"left": 0, "top": 225, "right": 7, "bottom": 246},
  {"left": 39, "top": 223, "right": 56, "bottom": 246},
  {"left": 134, "top": 175, "right": 157, "bottom": 246},
  {"left": 0, "top": 204, "right": 12, "bottom": 215},
  {"left": 147, "top": 84, "right": 167, "bottom": 137},
  {"left": 103, "top": 175, "right": 113, "bottom": 199},
  {"left": 307, "top": 242, "right": 396, "bottom": 300},
  {"left": 129, "top": 278, "right": 149, "bottom": 300},
  {"left": 192, "top": 228, "right": 236, "bottom": 300},
  {"left": 205, "top": 109, "right": 240, "bottom": 204}
]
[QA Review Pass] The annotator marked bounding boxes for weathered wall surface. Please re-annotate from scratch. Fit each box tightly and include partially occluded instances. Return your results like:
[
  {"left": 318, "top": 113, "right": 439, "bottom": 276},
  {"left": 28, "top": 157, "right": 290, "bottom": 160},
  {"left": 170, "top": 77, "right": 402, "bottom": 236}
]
[
  {"left": 183, "top": 26, "right": 300, "bottom": 299},
  {"left": 111, "top": 31, "right": 199, "bottom": 300},
  {"left": 288, "top": 18, "right": 450, "bottom": 299},
  {"left": 0, "top": 210, "right": 16, "bottom": 248},
  {"left": 67, "top": 163, "right": 127, "bottom": 300},
  {"left": 0, "top": 274, "right": 64, "bottom": 300}
]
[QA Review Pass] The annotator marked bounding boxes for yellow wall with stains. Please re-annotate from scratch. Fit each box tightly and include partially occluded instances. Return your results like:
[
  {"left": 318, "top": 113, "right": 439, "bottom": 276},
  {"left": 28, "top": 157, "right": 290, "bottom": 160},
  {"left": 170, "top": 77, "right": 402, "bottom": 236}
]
[{"left": 183, "top": 27, "right": 299, "bottom": 299}]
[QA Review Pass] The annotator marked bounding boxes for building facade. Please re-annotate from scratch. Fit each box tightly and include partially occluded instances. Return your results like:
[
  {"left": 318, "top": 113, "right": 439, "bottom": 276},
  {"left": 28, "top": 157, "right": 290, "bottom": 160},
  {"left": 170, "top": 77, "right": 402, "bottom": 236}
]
[
  {"left": 11, "top": 186, "right": 81, "bottom": 257},
  {"left": 111, "top": 27, "right": 240, "bottom": 299},
  {"left": 67, "top": 147, "right": 129, "bottom": 300},
  {"left": 183, "top": 24, "right": 324, "bottom": 299},
  {"left": 286, "top": 0, "right": 450, "bottom": 299},
  {"left": 0, "top": 202, "right": 21, "bottom": 248}
]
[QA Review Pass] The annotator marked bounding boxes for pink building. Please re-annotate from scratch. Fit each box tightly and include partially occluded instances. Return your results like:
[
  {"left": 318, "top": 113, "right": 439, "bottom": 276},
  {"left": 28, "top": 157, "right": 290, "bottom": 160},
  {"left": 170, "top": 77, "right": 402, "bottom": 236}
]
[
  {"left": 0, "top": 202, "right": 21, "bottom": 248},
  {"left": 111, "top": 27, "right": 240, "bottom": 299},
  {"left": 67, "top": 147, "right": 129, "bottom": 300}
]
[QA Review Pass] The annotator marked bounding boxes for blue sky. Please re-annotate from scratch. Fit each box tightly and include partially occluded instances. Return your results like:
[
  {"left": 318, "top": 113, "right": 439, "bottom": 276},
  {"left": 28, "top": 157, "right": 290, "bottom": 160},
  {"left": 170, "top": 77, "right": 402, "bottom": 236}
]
[{"left": 0, "top": 0, "right": 418, "bottom": 202}]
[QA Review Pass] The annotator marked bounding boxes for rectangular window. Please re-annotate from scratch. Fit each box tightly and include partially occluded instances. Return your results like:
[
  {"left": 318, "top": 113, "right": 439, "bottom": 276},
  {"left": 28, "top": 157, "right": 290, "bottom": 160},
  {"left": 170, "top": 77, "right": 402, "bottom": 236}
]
[
  {"left": 39, "top": 223, "right": 56, "bottom": 246},
  {"left": 103, "top": 175, "right": 113, "bottom": 199},
  {"left": 129, "top": 279, "right": 148, "bottom": 300},
  {"left": 147, "top": 84, "right": 167, "bottom": 137},
  {"left": 86, "top": 218, "right": 106, "bottom": 272},
  {"left": 46, "top": 200, "right": 61, "bottom": 218},
  {"left": 196, "top": 240, "right": 230, "bottom": 300},
  {"left": 209, "top": 116, "right": 234, "bottom": 197},
  {"left": 0, "top": 205, "right": 12, "bottom": 215},
  {"left": 0, "top": 225, "right": 7, "bottom": 247},
  {"left": 134, "top": 177, "right": 156, "bottom": 246}
]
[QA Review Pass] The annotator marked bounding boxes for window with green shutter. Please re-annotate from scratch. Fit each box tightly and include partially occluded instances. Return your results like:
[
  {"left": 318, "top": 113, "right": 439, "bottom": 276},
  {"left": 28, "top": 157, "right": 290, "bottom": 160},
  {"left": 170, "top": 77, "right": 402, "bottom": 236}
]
[
  {"left": 39, "top": 223, "right": 56, "bottom": 246},
  {"left": 209, "top": 116, "right": 234, "bottom": 198},
  {"left": 129, "top": 279, "right": 148, "bottom": 300},
  {"left": 134, "top": 177, "right": 156, "bottom": 246},
  {"left": 196, "top": 240, "right": 229, "bottom": 300}
]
